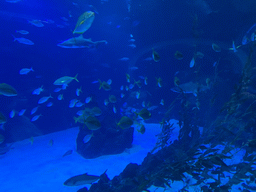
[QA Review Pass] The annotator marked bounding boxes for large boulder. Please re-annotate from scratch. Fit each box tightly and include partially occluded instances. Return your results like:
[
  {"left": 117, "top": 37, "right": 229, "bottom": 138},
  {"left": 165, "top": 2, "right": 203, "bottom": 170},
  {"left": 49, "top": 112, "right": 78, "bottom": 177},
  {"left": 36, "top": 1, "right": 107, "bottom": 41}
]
[{"left": 76, "top": 113, "right": 134, "bottom": 159}]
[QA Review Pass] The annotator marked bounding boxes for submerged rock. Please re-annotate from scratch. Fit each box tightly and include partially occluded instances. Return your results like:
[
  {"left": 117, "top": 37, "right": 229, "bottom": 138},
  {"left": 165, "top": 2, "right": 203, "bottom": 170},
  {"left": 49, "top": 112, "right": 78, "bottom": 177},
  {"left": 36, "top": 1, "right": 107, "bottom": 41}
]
[{"left": 76, "top": 113, "right": 134, "bottom": 159}]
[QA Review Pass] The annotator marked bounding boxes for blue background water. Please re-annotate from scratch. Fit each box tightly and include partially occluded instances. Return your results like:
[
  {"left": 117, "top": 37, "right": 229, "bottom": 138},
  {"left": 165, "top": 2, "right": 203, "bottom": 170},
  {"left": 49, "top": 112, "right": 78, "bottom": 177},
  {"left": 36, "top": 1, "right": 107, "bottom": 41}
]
[{"left": 1, "top": 0, "right": 256, "bottom": 138}]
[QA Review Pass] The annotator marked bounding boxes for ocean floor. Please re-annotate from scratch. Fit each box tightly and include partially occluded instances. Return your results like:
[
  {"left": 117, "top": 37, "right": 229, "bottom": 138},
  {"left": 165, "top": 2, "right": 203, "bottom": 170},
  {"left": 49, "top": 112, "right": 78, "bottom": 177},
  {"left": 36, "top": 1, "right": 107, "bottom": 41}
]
[
  {"left": 0, "top": 122, "right": 174, "bottom": 192},
  {"left": 0, "top": 120, "right": 249, "bottom": 192}
]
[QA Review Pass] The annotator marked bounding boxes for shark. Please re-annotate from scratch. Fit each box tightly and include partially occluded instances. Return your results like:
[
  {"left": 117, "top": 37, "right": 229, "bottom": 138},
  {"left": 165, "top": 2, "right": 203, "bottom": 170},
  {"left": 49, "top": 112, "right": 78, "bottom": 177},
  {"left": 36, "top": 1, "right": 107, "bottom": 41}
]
[
  {"left": 64, "top": 170, "right": 107, "bottom": 186},
  {"left": 57, "top": 35, "right": 107, "bottom": 48},
  {"left": 171, "top": 81, "right": 210, "bottom": 96}
]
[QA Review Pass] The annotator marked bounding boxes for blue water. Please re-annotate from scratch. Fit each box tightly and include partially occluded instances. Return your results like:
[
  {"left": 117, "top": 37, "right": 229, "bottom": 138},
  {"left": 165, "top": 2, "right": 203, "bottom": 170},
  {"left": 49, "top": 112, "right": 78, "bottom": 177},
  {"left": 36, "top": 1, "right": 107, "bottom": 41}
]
[{"left": 1, "top": 0, "right": 256, "bottom": 190}]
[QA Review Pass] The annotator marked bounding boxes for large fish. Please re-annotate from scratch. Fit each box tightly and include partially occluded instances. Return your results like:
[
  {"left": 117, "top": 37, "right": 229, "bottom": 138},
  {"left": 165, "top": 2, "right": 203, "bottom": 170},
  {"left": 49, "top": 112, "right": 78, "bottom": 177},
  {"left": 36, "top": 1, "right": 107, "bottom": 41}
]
[
  {"left": 73, "top": 11, "right": 95, "bottom": 34},
  {"left": 171, "top": 81, "right": 209, "bottom": 96},
  {"left": 57, "top": 35, "right": 107, "bottom": 48},
  {"left": 64, "top": 170, "right": 107, "bottom": 186},
  {"left": 0, "top": 83, "right": 17, "bottom": 96}
]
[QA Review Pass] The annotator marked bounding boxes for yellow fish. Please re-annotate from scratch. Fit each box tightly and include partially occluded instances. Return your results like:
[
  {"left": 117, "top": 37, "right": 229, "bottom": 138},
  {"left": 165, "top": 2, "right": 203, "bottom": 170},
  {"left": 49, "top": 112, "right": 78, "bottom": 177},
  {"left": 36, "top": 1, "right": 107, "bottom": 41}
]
[{"left": 73, "top": 11, "right": 95, "bottom": 34}]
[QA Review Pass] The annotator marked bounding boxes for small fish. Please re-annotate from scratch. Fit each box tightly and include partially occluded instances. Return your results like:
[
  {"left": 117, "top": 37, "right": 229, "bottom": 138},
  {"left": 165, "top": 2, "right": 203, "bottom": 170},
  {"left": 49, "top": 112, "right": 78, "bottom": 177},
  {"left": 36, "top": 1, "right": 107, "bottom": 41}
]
[
  {"left": 16, "top": 30, "right": 29, "bottom": 35},
  {"left": 62, "top": 149, "right": 73, "bottom": 157},
  {"left": 129, "top": 66, "right": 138, "bottom": 71},
  {"left": 6, "top": 0, "right": 21, "bottom": 3},
  {"left": 98, "top": 79, "right": 111, "bottom": 91},
  {"left": 113, "top": 105, "right": 117, "bottom": 113},
  {"left": 174, "top": 51, "right": 183, "bottom": 60},
  {"left": 84, "top": 116, "right": 101, "bottom": 130},
  {"left": 137, "top": 124, "right": 145, "bottom": 134},
  {"left": 69, "top": 99, "right": 78, "bottom": 108},
  {"left": 129, "top": 39, "right": 135, "bottom": 42},
  {"left": 38, "top": 95, "right": 53, "bottom": 104},
  {"left": 229, "top": 40, "right": 241, "bottom": 53},
  {"left": 109, "top": 95, "right": 117, "bottom": 103},
  {"left": 9, "top": 110, "right": 15, "bottom": 118},
  {"left": 190, "top": 57, "right": 195, "bottom": 68},
  {"left": 107, "top": 79, "right": 112, "bottom": 85},
  {"left": 136, "top": 108, "right": 151, "bottom": 120},
  {"left": 119, "top": 57, "right": 130, "bottom": 61},
  {"left": 136, "top": 91, "right": 140, "bottom": 99},
  {"left": 195, "top": 51, "right": 204, "bottom": 59},
  {"left": 128, "top": 44, "right": 136, "bottom": 48},
  {"left": 19, "top": 67, "right": 34, "bottom": 75},
  {"left": 83, "top": 133, "right": 93, "bottom": 143},
  {"left": 12, "top": 35, "right": 34, "bottom": 45},
  {"left": 57, "top": 94, "right": 64, "bottom": 101},
  {"left": 18, "top": 109, "right": 26, "bottom": 116},
  {"left": 129, "top": 84, "right": 134, "bottom": 90},
  {"left": 31, "top": 114, "right": 42, "bottom": 122},
  {"left": 28, "top": 20, "right": 44, "bottom": 27},
  {"left": 76, "top": 110, "right": 84, "bottom": 116},
  {"left": 120, "top": 93, "right": 125, "bottom": 98},
  {"left": 0, "top": 112, "right": 7, "bottom": 125},
  {"left": 54, "top": 88, "right": 62, "bottom": 92},
  {"left": 30, "top": 106, "right": 39, "bottom": 115},
  {"left": 76, "top": 87, "right": 82, "bottom": 96},
  {"left": 104, "top": 99, "right": 109, "bottom": 106},
  {"left": 156, "top": 77, "right": 163, "bottom": 88},
  {"left": 126, "top": 74, "right": 130, "bottom": 83},
  {"left": 117, "top": 116, "right": 133, "bottom": 129},
  {"left": 85, "top": 97, "right": 92, "bottom": 103},
  {"left": 54, "top": 74, "right": 79, "bottom": 85},
  {"left": 160, "top": 99, "right": 164, "bottom": 106},
  {"left": 142, "top": 101, "right": 146, "bottom": 107},
  {"left": 152, "top": 48, "right": 160, "bottom": 62},
  {"left": 32, "top": 85, "right": 43, "bottom": 95},
  {"left": 62, "top": 84, "right": 68, "bottom": 90},
  {"left": 120, "top": 85, "right": 124, "bottom": 90},
  {"left": 212, "top": 43, "right": 221, "bottom": 52},
  {"left": 46, "top": 102, "right": 53, "bottom": 107},
  {"left": 75, "top": 101, "right": 84, "bottom": 107},
  {"left": 144, "top": 77, "right": 148, "bottom": 85},
  {"left": 174, "top": 76, "right": 180, "bottom": 86}
]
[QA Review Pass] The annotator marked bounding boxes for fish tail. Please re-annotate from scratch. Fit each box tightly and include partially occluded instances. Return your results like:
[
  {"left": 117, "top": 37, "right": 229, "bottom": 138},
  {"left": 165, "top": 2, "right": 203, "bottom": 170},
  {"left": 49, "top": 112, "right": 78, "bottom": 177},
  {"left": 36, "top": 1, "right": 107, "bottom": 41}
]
[
  {"left": 74, "top": 74, "right": 79, "bottom": 82},
  {"left": 98, "top": 79, "right": 102, "bottom": 89},
  {"left": 11, "top": 34, "right": 16, "bottom": 42},
  {"left": 73, "top": 116, "right": 78, "bottom": 123}
]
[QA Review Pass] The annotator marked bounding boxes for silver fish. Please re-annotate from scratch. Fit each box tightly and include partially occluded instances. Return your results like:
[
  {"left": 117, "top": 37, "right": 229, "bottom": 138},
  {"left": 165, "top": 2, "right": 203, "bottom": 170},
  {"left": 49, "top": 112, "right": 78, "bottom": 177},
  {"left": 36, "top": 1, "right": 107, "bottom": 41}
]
[
  {"left": 57, "top": 35, "right": 107, "bottom": 48},
  {"left": 171, "top": 81, "right": 209, "bottom": 96},
  {"left": 64, "top": 170, "right": 107, "bottom": 186},
  {"left": 12, "top": 35, "right": 34, "bottom": 45}
]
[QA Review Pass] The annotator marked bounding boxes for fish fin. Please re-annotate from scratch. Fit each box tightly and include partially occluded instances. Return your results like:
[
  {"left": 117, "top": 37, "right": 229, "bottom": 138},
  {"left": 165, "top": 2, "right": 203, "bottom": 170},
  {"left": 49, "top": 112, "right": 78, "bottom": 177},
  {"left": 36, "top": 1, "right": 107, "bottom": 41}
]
[
  {"left": 98, "top": 79, "right": 102, "bottom": 89},
  {"left": 74, "top": 74, "right": 79, "bottom": 82},
  {"left": 11, "top": 34, "right": 16, "bottom": 42}
]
